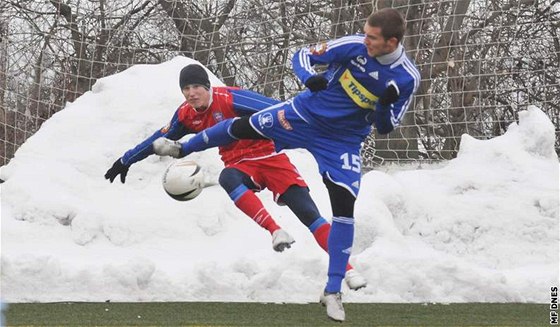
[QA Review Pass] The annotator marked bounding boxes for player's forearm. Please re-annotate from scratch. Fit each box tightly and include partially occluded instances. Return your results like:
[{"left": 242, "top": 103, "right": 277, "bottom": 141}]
[
  {"left": 121, "top": 129, "right": 165, "bottom": 165},
  {"left": 122, "top": 113, "right": 188, "bottom": 166}
]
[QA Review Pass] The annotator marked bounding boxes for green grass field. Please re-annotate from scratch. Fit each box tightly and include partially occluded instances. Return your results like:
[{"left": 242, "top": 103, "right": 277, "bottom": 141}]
[{"left": 4, "top": 302, "right": 551, "bottom": 326}]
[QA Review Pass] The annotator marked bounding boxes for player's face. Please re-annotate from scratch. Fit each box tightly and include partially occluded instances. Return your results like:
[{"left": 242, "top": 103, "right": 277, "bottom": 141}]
[
  {"left": 363, "top": 23, "right": 397, "bottom": 57},
  {"left": 182, "top": 85, "right": 211, "bottom": 111}
]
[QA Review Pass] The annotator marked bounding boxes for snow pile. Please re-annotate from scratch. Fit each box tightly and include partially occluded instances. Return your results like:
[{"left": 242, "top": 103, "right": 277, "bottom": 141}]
[{"left": 1, "top": 57, "right": 558, "bottom": 303}]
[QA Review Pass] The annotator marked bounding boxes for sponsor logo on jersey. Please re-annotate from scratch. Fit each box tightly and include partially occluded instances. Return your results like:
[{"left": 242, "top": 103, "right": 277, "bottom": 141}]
[
  {"left": 310, "top": 42, "right": 327, "bottom": 55},
  {"left": 351, "top": 55, "right": 368, "bottom": 72},
  {"left": 369, "top": 71, "right": 379, "bottom": 80},
  {"left": 277, "top": 109, "right": 292, "bottom": 130},
  {"left": 352, "top": 180, "right": 360, "bottom": 189},
  {"left": 213, "top": 111, "right": 224, "bottom": 122},
  {"left": 350, "top": 59, "right": 366, "bottom": 72},
  {"left": 356, "top": 55, "right": 367, "bottom": 65},
  {"left": 258, "top": 112, "right": 274, "bottom": 129},
  {"left": 339, "top": 69, "right": 378, "bottom": 109},
  {"left": 342, "top": 246, "right": 353, "bottom": 254},
  {"left": 160, "top": 123, "right": 170, "bottom": 133}
]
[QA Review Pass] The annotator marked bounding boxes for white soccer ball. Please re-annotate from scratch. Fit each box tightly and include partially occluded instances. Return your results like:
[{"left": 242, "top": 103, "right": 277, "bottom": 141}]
[{"left": 162, "top": 159, "right": 205, "bottom": 201}]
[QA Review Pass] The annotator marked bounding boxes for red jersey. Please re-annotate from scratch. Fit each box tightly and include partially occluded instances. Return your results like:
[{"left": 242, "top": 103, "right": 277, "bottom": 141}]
[{"left": 177, "top": 86, "right": 277, "bottom": 166}]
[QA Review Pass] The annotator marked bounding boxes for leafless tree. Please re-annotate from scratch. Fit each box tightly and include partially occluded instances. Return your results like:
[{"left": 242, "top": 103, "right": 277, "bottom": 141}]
[{"left": 1, "top": 0, "right": 558, "bottom": 166}]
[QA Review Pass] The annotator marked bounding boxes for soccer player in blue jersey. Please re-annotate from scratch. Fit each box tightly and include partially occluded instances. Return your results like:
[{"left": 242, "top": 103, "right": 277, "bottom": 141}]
[{"left": 153, "top": 8, "right": 420, "bottom": 321}]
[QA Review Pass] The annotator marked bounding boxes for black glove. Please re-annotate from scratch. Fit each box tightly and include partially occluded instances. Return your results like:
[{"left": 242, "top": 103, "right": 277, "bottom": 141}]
[
  {"left": 304, "top": 75, "right": 328, "bottom": 92},
  {"left": 378, "top": 83, "right": 400, "bottom": 106},
  {"left": 105, "top": 158, "right": 129, "bottom": 183}
]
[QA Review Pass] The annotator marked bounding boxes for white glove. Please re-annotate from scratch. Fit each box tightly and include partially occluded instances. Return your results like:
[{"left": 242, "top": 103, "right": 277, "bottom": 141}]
[{"left": 153, "top": 137, "right": 182, "bottom": 158}]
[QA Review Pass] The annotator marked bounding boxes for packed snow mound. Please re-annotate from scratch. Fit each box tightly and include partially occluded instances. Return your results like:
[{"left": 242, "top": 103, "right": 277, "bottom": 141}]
[{"left": 1, "top": 58, "right": 558, "bottom": 303}]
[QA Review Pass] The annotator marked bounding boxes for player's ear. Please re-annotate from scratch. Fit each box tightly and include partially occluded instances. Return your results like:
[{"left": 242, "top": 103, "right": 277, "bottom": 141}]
[{"left": 386, "top": 36, "right": 399, "bottom": 48}]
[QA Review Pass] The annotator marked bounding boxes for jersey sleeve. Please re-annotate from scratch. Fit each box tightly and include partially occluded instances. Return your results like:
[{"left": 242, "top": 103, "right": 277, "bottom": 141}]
[
  {"left": 230, "top": 89, "right": 281, "bottom": 116},
  {"left": 374, "top": 74, "right": 419, "bottom": 134},
  {"left": 292, "top": 35, "right": 365, "bottom": 85},
  {"left": 121, "top": 109, "right": 189, "bottom": 166}
]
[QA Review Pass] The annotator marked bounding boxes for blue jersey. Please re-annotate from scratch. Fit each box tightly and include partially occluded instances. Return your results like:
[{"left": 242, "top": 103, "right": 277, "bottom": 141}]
[{"left": 292, "top": 35, "right": 420, "bottom": 138}]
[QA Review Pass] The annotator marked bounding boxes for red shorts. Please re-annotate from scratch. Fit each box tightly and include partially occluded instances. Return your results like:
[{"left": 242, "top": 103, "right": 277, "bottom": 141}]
[{"left": 227, "top": 153, "right": 308, "bottom": 202}]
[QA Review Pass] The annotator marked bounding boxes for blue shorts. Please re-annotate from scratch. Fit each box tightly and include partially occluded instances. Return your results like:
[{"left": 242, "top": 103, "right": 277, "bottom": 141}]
[{"left": 249, "top": 101, "right": 363, "bottom": 197}]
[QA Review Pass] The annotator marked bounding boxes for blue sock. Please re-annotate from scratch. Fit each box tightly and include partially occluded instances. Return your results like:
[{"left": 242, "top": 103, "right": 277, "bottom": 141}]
[
  {"left": 325, "top": 217, "right": 354, "bottom": 293},
  {"left": 181, "top": 119, "right": 237, "bottom": 156}
]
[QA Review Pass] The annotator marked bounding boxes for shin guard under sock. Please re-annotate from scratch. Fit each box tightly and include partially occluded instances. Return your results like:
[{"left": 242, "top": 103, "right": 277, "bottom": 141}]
[
  {"left": 325, "top": 217, "right": 354, "bottom": 293},
  {"left": 230, "top": 184, "right": 280, "bottom": 235},
  {"left": 309, "top": 218, "right": 353, "bottom": 271}
]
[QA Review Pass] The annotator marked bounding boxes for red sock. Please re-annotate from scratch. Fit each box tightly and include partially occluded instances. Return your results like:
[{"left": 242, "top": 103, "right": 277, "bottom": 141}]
[
  {"left": 313, "top": 223, "right": 353, "bottom": 271},
  {"left": 234, "top": 190, "right": 280, "bottom": 235}
]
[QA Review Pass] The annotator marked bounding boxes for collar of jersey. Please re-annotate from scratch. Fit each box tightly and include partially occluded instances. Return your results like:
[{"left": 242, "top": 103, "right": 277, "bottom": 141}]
[{"left": 375, "top": 44, "right": 404, "bottom": 65}]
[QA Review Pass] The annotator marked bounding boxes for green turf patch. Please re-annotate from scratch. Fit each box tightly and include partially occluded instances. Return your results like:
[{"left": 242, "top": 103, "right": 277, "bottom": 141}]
[{"left": 4, "top": 302, "right": 550, "bottom": 326}]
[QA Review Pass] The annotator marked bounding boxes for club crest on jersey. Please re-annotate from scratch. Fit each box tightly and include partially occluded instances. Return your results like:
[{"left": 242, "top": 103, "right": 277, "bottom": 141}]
[
  {"left": 277, "top": 109, "right": 292, "bottom": 130},
  {"left": 258, "top": 112, "right": 274, "bottom": 129},
  {"left": 310, "top": 42, "right": 327, "bottom": 55},
  {"left": 213, "top": 111, "right": 224, "bottom": 122},
  {"left": 339, "top": 69, "right": 378, "bottom": 109}
]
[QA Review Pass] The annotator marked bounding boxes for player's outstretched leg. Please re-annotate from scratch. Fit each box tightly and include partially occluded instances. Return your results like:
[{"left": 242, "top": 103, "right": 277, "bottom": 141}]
[{"left": 181, "top": 118, "right": 237, "bottom": 157}]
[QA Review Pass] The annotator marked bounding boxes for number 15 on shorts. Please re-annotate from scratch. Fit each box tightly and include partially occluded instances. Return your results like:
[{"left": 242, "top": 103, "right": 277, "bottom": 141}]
[{"left": 340, "top": 153, "right": 361, "bottom": 173}]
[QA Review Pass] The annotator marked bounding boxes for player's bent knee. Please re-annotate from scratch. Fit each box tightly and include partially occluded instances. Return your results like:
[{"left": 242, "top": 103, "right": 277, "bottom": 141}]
[
  {"left": 231, "top": 117, "right": 267, "bottom": 139},
  {"left": 219, "top": 167, "right": 257, "bottom": 194},
  {"left": 279, "top": 185, "right": 321, "bottom": 227},
  {"left": 218, "top": 168, "right": 244, "bottom": 192}
]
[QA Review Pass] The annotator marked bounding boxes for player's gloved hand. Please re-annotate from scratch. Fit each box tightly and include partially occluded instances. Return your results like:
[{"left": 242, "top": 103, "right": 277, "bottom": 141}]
[
  {"left": 105, "top": 158, "right": 129, "bottom": 183},
  {"left": 153, "top": 137, "right": 182, "bottom": 158},
  {"left": 304, "top": 75, "right": 328, "bottom": 92},
  {"left": 378, "top": 82, "right": 400, "bottom": 106}
]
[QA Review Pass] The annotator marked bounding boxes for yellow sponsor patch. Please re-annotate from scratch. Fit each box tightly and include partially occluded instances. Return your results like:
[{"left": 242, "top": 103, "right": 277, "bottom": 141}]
[{"left": 339, "top": 69, "right": 378, "bottom": 110}]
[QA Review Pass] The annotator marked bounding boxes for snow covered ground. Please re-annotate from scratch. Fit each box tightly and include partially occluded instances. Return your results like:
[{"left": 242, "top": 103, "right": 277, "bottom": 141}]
[{"left": 1, "top": 57, "right": 558, "bottom": 304}]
